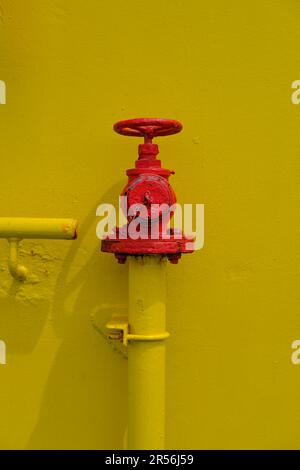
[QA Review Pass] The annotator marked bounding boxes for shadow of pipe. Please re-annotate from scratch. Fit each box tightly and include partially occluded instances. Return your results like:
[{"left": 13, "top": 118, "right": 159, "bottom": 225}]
[{"left": 27, "top": 181, "right": 128, "bottom": 449}]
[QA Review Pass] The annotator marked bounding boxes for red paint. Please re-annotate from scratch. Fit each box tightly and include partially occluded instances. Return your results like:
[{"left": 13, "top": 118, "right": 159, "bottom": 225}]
[{"left": 101, "top": 118, "right": 194, "bottom": 263}]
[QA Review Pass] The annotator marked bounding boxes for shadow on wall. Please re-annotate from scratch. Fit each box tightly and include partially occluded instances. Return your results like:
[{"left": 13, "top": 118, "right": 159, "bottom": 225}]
[
  {"left": 0, "top": 283, "right": 49, "bottom": 354},
  {"left": 21, "top": 181, "right": 128, "bottom": 449}
]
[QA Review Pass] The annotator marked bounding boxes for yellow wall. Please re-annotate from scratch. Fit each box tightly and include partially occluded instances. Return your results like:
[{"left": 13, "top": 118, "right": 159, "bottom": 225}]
[{"left": 0, "top": 0, "right": 299, "bottom": 449}]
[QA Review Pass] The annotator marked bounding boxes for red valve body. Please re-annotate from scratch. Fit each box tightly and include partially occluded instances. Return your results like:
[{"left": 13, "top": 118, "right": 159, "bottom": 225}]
[{"left": 101, "top": 119, "right": 194, "bottom": 264}]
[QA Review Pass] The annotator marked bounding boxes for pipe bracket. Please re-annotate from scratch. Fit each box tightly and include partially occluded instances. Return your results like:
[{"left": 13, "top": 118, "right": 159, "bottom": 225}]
[
  {"left": 105, "top": 314, "right": 170, "bottom": 347},
  {"left": 7, "top": 238, "right": 28, "bottom": 281}
]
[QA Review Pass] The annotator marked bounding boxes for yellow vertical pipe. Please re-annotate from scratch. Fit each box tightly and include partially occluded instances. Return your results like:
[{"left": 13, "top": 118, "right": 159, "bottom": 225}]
[{"left": 128, "top": 255, "right": 167, "bottom": 450}]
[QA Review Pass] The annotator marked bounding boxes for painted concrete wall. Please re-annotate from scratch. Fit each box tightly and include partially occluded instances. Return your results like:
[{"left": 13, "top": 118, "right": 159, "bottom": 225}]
[{"left": 0, "top": 0, "right": 299, "bottom": 449}]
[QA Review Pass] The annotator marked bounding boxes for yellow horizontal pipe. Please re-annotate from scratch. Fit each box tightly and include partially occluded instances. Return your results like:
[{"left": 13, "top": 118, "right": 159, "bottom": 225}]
[
  {"left": 128, "top": 255, "right": 167, "bottom": 450},
  {"left": 0, "top": 217, "right": 78, "bottom": 239}
]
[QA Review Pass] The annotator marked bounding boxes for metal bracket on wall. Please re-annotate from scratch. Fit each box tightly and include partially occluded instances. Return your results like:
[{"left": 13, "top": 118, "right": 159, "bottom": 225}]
[
  {"left": 91, "top": 304, "right": 169, "bottom": 359},
  {"left": 105, "top": 315, "right": 170, "bottom": 347},
  {"left": 7, "top": 238, "right": 28, "bottom": 281},
  {"left": 91, "top": 304, "right": 128, "bottom": 357},
  {"left": 0, "top": 218, "right": 78, "bottom": 281}
]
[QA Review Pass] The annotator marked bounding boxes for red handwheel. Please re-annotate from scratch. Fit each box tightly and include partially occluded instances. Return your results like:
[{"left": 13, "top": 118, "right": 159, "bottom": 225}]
[{"left": 113, "top": 118, "right": 182, "bottom": 142}]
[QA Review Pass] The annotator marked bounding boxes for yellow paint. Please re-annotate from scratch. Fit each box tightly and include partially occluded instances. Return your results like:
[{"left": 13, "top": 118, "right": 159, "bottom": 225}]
[
  {"left": 128, "top": 256, "right": 167, "bottom": 450},
  {"left": 8, "top": 238, "right": 28, "bottom": 280},
  {"left": 1, "top": 218, "right": 77, "bottom": 280},
  {"left": 0, "top": 0, "right": 299, "bottom": 450},
  {"left": 0, "top": 218, "right": 78, "bottom": 239},
  {"left": 105, "top": 314, "right": 169, "bottom": 347}
]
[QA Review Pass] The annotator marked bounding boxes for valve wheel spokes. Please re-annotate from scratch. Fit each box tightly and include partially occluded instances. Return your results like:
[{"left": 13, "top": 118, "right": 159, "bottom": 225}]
[{"left": 114, "top": 118, "right": 183, "bottom": 140}]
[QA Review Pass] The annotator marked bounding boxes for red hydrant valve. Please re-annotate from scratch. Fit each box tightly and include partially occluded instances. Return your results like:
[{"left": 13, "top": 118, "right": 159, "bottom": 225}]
[{"left": 101, "top": 118, "right": 194, "bottom": 264}]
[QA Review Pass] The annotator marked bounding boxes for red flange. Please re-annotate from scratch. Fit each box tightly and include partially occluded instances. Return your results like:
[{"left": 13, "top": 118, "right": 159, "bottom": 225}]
[{"left": 101, "top": 118, "right": 194, "bottom": 264}]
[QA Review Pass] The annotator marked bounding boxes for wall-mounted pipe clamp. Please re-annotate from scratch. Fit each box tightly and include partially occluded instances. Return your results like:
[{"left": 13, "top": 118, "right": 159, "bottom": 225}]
[
  {"left": 105, "top": 314, "right": 170, "bottom": 347},
  {"left": 0, "top": 217, "right": 78, "bottom": 281}
]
